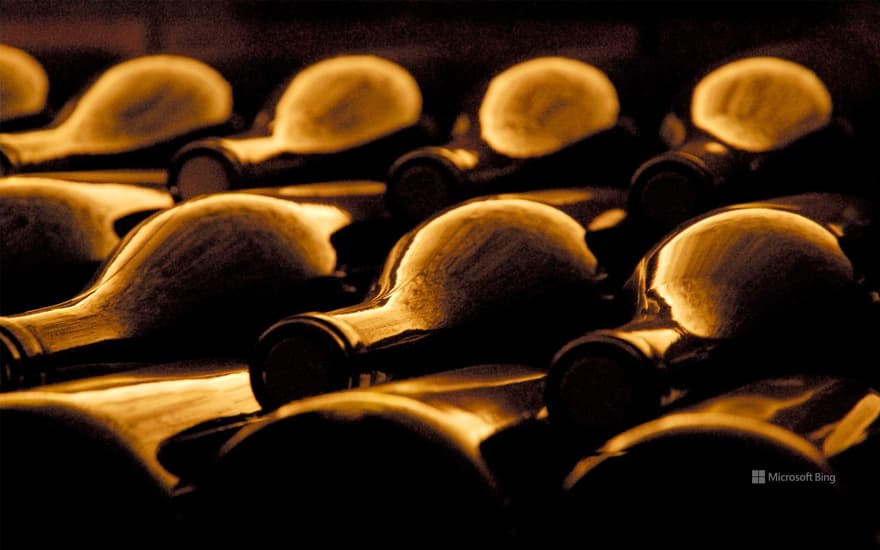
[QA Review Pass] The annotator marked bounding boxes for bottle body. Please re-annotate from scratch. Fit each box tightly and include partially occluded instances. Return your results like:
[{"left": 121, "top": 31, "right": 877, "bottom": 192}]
[
  {"left": 0, "top": 358, "right": 259, "bottom": 550},
  {"left": 0, "top": 176, "right": 174, "bottom": 314},
  {"left": 546, "top": 195, "right": 876, "bottom": 435},
  {"left": 200, "top": 364, "right": 551, "bottom": 546},
  {"left": 166, "top": 54, "right": 438, "bottom": 200},
  {"left": 0, "top": 55, "right": 235, "bottom": 176},
  {"left": 628, "top": 39, "right": 880, "bottom": 234},
  {"left": 385, "top": 55, "right": 648, "bottom": 227},
  {"left": 250, "top": 198, "right": 609, "bottom": 409},
  {"left": 0, "top": 193, "right": 355, "bottom": 390}
]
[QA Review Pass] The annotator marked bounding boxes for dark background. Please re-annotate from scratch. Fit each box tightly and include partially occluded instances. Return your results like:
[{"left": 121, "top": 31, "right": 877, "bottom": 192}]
[{"left": 4, "top": 1, "right": 878, "bottom": 132}]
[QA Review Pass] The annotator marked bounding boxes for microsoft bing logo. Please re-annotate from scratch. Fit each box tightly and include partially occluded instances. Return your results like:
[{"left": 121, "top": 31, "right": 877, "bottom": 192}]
[{"left": 750, "top": 469, "right": 836, "bottom": 485}]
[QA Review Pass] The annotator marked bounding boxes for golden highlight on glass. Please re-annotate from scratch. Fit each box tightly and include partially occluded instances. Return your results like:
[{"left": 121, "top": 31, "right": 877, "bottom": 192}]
[
  {"left": 0, "top": 193, "right": 351, "bottom": 390},
  {"left": 0, "top": 176, "right": 174, "bottom": 313},
  {"left": 167, "top": 55, "right": 429, "bottom": 200},
  {"left": 0, "top": 45, "right": 49, "bottom": 125},
  {"left": 0, "top": 55, "right": 233, "bottom": 175},
  {"left": 385, "top": 55, "right": 642, "bottom": 226},
  {"left": 545, "top": 194, "right": 875, "bottom": 435},
  {"left": 250, "top": 198, "right": 607, "bottom": 409}
]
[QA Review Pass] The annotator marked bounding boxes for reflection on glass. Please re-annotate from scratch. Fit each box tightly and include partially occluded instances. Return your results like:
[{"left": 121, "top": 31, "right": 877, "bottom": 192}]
[
  {"left": 250, "top": 198, "right": 606, "bottom": 409},
  {"left": 0, "top": 193, "right": 350, "bottom": 391},
  {"left": 203, "top": 364, "right": 547, "bottom": 546},
  {"left": 386, "top": 56, "right": 640, "bottom": 226},
  {"left": 168, "top": 55, "right": 429, "bottom": 199},
  {"left": 479, "top": 56, "right": 619, "bottom": 158},
  {"left": 0, "top": 176, "right": 174, "bottom": 314},
  {"left": 546, "top": 198, "right": 872, "bottom": 435},
  {"left": 0, "top": 45, "right": 49, "bottom": 125},
  {"left": 691, "top": 56, "right": 831, "bottom": 152},
  {"left": 0, "top": 55, "right": 233, "bottom": 174},
  {"left": 0, "top": 358, "right": 259, "bottom": 549},
  {"left": 628, "top": 40, "right": 879, "bottom": 234}
]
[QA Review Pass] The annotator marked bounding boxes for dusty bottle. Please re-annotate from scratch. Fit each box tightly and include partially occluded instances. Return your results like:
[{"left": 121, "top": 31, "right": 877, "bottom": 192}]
[
  {"left": 0, "top": 45, "right": 50, "bottom": 132},
  {"left": 385, "top": 55, "right": 645, "bottom": 227},
  {"left": 0, "top": 176, "right": 174, "bottom": 314},
  {"left": 0, "top": 193, "right": 355, "bottom": 391},
  {"left": 249, "top": 198, "right": 609, "bottom": 410},
  {"left": 545, "top": 193, "right": 877, "bottom": 435},
  {"left": 195, "top": 363, "right": 580, "bottom": 546},
  {"left": 628, "top": 39, "right": 880, "bottom": 234},
  {"left": 0, "top": 54, "right": 234, "bottom": 176},
  {"left": 166, "top": 54, "right": 436, "bottom": 201},
  {"left": 554, "top": 375, "right": 880, "bottom": 548}
]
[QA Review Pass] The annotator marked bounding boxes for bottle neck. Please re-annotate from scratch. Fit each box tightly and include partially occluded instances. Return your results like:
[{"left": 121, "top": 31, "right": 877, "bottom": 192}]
[
  {"left": 545, "top": 317, "right": 687, "bottom": 434},
  {"left": 0, "top": 120, "right": 232, "bottom": 174},
  {"left": 0, "top": 127, "right": 78, "bottom": 172},
  {"left": 0, "top": 294, "right": 129, "bottom": 388},
  {"left": 629, "top": 134, "right": 736, "bottom": 232},
  {"left": 598, "top": 317, "right": 686, "bottom": 365}
]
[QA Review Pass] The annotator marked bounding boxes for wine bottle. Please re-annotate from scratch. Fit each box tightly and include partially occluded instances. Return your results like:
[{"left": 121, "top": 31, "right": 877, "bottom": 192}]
[
  {"left": 0, "top": 193, "right": 355, "bottom": 391},
  {"left": 0, "top": 358, "right": 260, "bottom": 549},
  {"left": 384, "top": 55, "right": 645, "bottom": 227},
  {"left": 0, "top": 176, "right": 174, "bottom": 314},
  {"left": 0, "top": 44, "right": 50, "bottom": 132},
  {"left": 197, "top": 364, "right": 563, "bottom": 546},
  {"left": 166, "top": 54, "right": 435, "bottom": 201},
  {"left": 328, "top": 184, "right": 628, "bottom": 312},
  {"left": 628, "top": 39, "right": 880, "bottom": 235},
  {"left": 0, "top": 54, "right": 234, "bottom": 176},
  {"left": 545, "top": 193, "right": 876, "bottom": 435},
  {"left": 554, "top": 375, "right": 880, "bottom": 547},
  {"left": 249, "top": 198, "right": 609, "bottom": 410}
]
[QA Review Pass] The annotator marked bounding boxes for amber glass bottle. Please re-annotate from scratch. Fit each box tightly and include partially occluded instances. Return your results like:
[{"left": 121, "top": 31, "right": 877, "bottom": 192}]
[
  {"left": 384, "top": 55, "right": 646, "bottom": 227},
  {"left": 0, "top": 193, "right": 354, "bottom": 390},
  {"left": 545, "top": 193, "right": 876, "bottom": 435},
  {"left": 249, "top": 198, "right": 610, "bottom": 409},
  {"left": 166, "top": 54, "right": 437, "bottom": 200},
  {"left": 628, "top": 40, "right": 880, "bottom": 234},
  {"left": 0, "top": 55, "right": 234, "bottom": 175}
]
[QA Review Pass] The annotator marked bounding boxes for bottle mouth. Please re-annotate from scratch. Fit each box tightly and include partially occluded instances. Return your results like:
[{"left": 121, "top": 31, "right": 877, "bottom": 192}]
[
  {"left": 545, "top": 335, "right": 659, "bottom": 435},
  {"left": 386, "top": 150, "right": 463, "bottom": 226},
  {"left": 629, "top": 153, "right": 715, "bottom": 232},
  {"left": 168, "top": 146, "right": 238, "bottom": 201},
  {"left": 249, "top": 316, "right": 353, "bottom": 410}
]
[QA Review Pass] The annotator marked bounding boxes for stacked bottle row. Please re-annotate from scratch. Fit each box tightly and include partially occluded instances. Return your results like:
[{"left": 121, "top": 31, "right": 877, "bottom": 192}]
[{"left": 1, "top": 37, "right": 879, "bottom": 548}]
